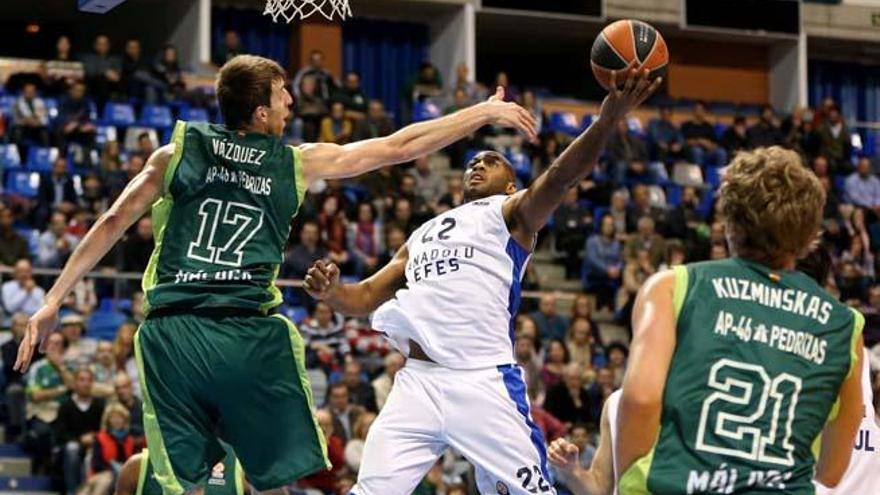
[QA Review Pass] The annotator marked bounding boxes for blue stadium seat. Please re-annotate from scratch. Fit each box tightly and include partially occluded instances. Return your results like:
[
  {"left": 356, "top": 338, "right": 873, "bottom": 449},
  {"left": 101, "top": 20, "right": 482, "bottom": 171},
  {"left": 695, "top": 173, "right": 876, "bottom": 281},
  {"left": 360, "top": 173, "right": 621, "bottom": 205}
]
[
  {"left": 666, "top": 184, "right": 682, "bottom": 207},
  {"left": 713, "top": 123, "right": 728, "bottom": 139},
  {"left": 626, "top": 116, "right": 643, "bottom": 134},
  {"left": 25, "top": 146, "right": 59, "bottom": 172},
  {"left": 15, "top": 228, "right": 40, "bottom": 255},
  {"left": 87, "top": 310, "right": 127, "bottom": 341},
  {"left": 180, "top": 106, "right": 209, "bottom": 122},
  {"left": 0, "top": 95, "right": 16, "bottom": 116},
  {"left": 0, "top": 476, "right": 52, "bottom": 491},
  {"left": 834, "top": 174, "right": 846, "bottom": 193},
  {"left": 581, "top": 114, "right": 597, "bottom": 131},
  {"left": 101, "top": 102, "right": 136, "bottom": 127},
  {"left": 548, "top": 112, "right": 580, "bottom": 136},
  {"left": 704, "top": 166, "right": 722, "bottom": 189},
  {"left": 95, "top": 125, "right": 118, "bottom": 146},
  {"left": 140, "top": 104, "right": 174, "bottom": 129},
  {"left": 592, "top": 206, "right": 609, "bottom": 230},
  {"left": 4, "top": 171, "right": 40, "bottom": 198},
  {"left": 0, "top": 143, "right": 22, "bottom": 169},
  {"left": 412, "top": 100, "right": 442, "bottom": 122}
]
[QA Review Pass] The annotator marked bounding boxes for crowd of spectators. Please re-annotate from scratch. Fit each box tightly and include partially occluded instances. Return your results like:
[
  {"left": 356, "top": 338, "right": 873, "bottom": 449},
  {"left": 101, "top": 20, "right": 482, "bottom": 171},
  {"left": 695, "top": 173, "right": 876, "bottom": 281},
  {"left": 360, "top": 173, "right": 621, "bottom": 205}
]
[{"left": 0, "top": 30, "right": 878, "bottom": 495}]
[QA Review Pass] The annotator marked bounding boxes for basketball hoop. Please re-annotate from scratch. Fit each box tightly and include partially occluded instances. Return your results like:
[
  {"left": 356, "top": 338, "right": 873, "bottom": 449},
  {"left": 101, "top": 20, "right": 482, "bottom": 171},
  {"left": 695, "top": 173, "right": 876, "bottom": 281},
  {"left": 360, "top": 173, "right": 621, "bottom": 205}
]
[{"left": 263, "top": 0, "right": 352, "bottom": 23}]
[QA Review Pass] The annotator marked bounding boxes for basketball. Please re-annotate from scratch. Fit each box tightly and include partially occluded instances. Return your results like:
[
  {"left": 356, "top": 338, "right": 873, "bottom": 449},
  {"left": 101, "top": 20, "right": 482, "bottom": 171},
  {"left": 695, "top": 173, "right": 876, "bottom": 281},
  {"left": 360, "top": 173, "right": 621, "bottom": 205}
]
[{"left": 591, "top": 19, "right": 668, "bottom": 90}]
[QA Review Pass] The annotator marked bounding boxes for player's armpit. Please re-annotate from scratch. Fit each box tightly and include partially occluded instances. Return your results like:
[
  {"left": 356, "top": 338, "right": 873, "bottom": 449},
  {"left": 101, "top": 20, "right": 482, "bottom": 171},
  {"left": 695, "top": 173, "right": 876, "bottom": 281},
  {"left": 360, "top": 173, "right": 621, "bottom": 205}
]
[
  {"left": 815, "top": 339, "right": 864, "bottom": 488},
  {"left": 324, "top": 245, "right": 409, "bottom": 317},
  {"left": 616, "top": 270, "right": 677, "bottom": 477}
]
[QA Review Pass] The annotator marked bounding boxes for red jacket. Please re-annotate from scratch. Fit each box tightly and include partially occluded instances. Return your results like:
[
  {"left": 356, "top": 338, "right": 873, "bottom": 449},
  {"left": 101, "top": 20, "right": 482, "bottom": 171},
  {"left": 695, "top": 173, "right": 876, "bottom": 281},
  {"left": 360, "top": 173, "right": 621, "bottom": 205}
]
[{"left": 92, "top": 430, "right": 135, "bottom": 473}]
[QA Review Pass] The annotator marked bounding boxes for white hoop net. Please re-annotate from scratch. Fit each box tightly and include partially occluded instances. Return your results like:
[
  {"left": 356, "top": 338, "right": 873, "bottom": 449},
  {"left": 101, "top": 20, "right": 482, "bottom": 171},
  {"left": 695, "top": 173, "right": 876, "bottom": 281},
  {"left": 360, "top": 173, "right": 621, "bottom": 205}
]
[{"left": 263, "top": 0, "right": 352, "bottom": 23}]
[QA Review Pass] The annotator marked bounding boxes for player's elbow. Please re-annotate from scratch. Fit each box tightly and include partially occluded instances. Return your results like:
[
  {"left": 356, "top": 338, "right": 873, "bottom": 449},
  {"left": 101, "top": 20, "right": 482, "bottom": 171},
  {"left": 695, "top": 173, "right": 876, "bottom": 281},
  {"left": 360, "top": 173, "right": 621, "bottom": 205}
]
[{"left": 815, "top": 468, "right": 844, "bottom": 489}]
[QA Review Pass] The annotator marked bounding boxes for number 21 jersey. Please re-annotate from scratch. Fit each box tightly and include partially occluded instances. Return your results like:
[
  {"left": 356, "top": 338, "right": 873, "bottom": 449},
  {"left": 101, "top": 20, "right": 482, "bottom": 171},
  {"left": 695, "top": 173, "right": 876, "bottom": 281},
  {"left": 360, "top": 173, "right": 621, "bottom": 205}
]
[{"left": 371, "top": 194, "right": 531, "bottom": 369}]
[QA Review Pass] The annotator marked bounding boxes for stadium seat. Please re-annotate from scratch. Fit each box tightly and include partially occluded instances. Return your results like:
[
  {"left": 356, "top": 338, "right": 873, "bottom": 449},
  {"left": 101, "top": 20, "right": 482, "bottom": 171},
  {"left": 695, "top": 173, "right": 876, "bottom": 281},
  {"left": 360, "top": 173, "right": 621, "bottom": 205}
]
[
  {"left": 672, "top": 162, "right": 704, "bottom": 187},
  {"left": 412, "top": 100, "right": 442, "bottom": 122},
  {"left": 25, "top": 146, "right": 60, "bottom": 172},
  {"left": 704, "top": 166, "right": 723, "bottom": 189},
  {"left": 666, "top": 184, "right": 682, "bottom": 207},
  {"left": 101, "top": 102, "right": 136, "bottom": 127},
  {"left": 648, "top": 185, "right": 667, "bottom": 208},
  {"left": 0, "top": 95, "right": 16, "bottom": 116},
  {"left": 581, "top": 114, "right": 598, "bottom": 131},
  {"left": 4, "top": 171, "right": 40, "bottom": 198},
  {"left": 0, "top": 144, "right": 22, "bottom": 169},
  {"left": 626, "top": 116, "right": 643, "bottom": 134},
  {"left": 87, "top": 310, "right": 127, "bottom": 341},
  {"left": 95, "top": 125, "right": 118, "bottom": 146},
  {"left": 140, "top": 104, "right": 174, "bottom": 129},
  {"left": 548, "top": 112, "right": 581, "bottom": 136},
  {"left": 44, "top": 97, "right": 59, "bottom": 122},
  {"left": 180, "top": 106, "right": 209, "bottom": 122}
]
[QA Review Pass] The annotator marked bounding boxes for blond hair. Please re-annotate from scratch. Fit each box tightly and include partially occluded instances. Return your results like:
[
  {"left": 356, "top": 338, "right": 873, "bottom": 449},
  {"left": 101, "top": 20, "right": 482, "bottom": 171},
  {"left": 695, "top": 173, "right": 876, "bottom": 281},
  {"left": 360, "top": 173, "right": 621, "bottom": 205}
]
[
  {"left": 719, "top": 146, "right": 825, "bottom": 267},
  {"left": 101, "top": 403, "right": 131, "bottom": 430}
]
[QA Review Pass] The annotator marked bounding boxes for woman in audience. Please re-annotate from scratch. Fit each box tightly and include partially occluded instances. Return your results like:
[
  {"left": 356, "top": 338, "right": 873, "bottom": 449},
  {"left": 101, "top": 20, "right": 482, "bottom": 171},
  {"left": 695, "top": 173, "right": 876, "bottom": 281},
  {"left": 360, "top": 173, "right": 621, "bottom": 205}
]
[
  {"left": 540, "top": 339, "right": 569, "bottom": 389},
  {"left": 347, "top": 202, "right": 383, "bottom": 278},
  {"left": 80, "top": 404, "right": 134, "bottom": 495},
  {"left": 344, "top": 412, "right": 377, "bottom": 472}
]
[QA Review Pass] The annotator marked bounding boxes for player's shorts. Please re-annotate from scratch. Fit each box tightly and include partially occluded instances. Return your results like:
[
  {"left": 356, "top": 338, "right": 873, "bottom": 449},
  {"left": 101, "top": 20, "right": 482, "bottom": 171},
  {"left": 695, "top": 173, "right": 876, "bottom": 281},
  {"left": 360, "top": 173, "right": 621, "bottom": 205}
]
[
  {"left": 351, "top": 359, "right": 556, "bottom": 495},
  {"left": 134, "top": 308, "right": 329, "bottom": 494}
]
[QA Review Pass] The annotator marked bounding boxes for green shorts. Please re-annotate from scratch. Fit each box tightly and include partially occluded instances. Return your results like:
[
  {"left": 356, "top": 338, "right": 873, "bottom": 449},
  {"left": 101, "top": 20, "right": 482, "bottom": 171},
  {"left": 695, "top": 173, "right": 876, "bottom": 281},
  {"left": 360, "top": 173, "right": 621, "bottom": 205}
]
[{"left": 134, "top": 310, "right": 329, "bottom": 494}]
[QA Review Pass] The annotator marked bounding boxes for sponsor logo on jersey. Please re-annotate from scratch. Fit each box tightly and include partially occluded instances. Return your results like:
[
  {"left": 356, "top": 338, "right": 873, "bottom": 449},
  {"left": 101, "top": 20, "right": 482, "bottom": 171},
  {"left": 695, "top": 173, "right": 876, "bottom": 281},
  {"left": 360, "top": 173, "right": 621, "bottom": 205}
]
[{"left": 208, "top": 461, "right": 226, "bottom": 486}]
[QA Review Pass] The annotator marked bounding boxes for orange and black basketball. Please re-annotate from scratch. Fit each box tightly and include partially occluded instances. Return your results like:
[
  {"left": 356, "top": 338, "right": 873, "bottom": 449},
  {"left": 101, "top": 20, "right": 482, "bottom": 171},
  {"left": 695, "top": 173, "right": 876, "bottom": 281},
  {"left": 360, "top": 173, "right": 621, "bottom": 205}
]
[{"left": 590, "top": 19, "right": 668, "bottom": 90}]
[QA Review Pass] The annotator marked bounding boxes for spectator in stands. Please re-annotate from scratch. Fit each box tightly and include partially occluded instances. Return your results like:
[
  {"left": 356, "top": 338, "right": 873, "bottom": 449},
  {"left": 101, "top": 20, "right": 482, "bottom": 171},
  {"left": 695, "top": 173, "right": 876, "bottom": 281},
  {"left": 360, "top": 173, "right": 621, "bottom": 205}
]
[
  {"left": 586, "top": 366, "right": 614, "bottom": 420},
  {"left": 137, "top": 131, "right": 155, "bottom": 157},
  {"left": 782, "top": 106, "right": 817, "bottom": 159},
  {"left": 348, "top": 202, "right": 383, "bottom": 277},
  {"left": 344, "top": 411, "right": 377, "bottom": 472},
  {"left": 666, "top": 186, "right": 702, "bottom": 241},
  {"left": 352, "top": 100, "right": 395, "bottom": 141},
  {"left": 659, "top": 240, "right": 687, "bottom": 272},
  {"left": 617, "top": 248, "right": 656, "bottom": 326},
  {"left": 320, "top": 101, "right": 353, "bottom": 144},
  {"left": 624, "top": 216, "right": 666, "bottom": 266},
  {"left": 300, "top": 409, "right": 345, "bottom": 492},
  {"left": 54, "top": 35, "right": 74, "bottom": 62},
  {"left": 541, "top": 339, "right": 569, "bottom": 389},
  {"left": 647, "top": 105, "right": 685, "bottom": 163},
  {"left": 720, "top": 115, "right": 750, "bottom": 156},
  {"left": 407, "top": 62, "right": 444, "bottom": 103},
  {"left": 397, "top": 174, "right": 432, "bottom": 224},
  {"left": 608, "top": 119, "right": 650, "bottom": 185},
  {"left": 152, "top": 44, "right": 186, "bottom": 101},
  {"left": 294, "top": 74, "right": 328, "bottom": 143},
  {"left": 530, "top": 293, "right": 570, "bottom": 342},
  {"left": 521, "top": 90, "right": 545, "bottom": 135},
  {"left": 820, "top": 176, "right": 842, "bottom": 221},
  {"left": 23, "top": 332, "right": 72, "bottom": 472},
  {"left": 2, "top": 313, "right": 29, "bottom": 440},
  {"left": 515, "top": 335, "right": 543, "bottom": 401},
  {"left": 837, "top": 233, "right": 874, "bottom": 302},
  {"left": 212, "top": 29, "right": 245, "bottom": 67},
  {"left": 293, "top": 50, "right": 336, "bottom": 101},
  {"left": 608, "top": 189, "right": 628, "bottom": 238},
  {"left": 120, "top": 216, "right": 154, "bottom": 273},
  {"left": 682, "top": 101, "right": 726, "bottom": 167},
  {"left": 554, "top": 187, "right": 592, "bottom": 279},
  {"left": 570, "top": 293, "right": 601, "bottom": 346},
  {"left": 816, "top": 105, "right": 853, "bottom": 174},
  {"left": 81, "top": 35, "right": 122, "bottom": 108},
  {"left": 112, "top": 323, "right": 138, "bottom": 388},
  {"left": 301, "top": 300, "right": 348, "bottom": 371},
  {"left": 83, "top": 404, "right": 134, "bottom": 495},
  {"left": 91, "top": 341, "right": 116, "bottom": 398},
  {"left": 334, "top": 71, "right": 368, "bottom": 119},
  {"left": 437, "top": 175, "right": 465, "bottom": 212},
  {"left": 37, "top": 211, "right": 78, "bottom": 268},
  {"left": 2, "top": 259, "right": 45, "bottom": 317},
  {"left": 387, "top": 197, "right": 416, "bottom": 236},
  {"left": 451, "top": 63, "right": 481, "bottom": 105},
  {"left": 45, "top": 36, "right": 78, "bottom": 96},
  {"left": 0, "top": 207, "right": 30, "bottom": 266},
  {"left": 80, "top": 173, "right": 110, "bottom": 216},
  {"left": 112, "top": 372, "right": 143, "bottom": 437},
  {"left": 566, "top": 316, "right": 598, "bottom": 372},
  {"left": 327, "top": 381, "right": 364, "bottom": 442},
  {"left": 582, "top": 214, "right": 623, "bottom": 311},
  {"left": 372, "top": 352, "right": 404, "bottom": 411},
  {"left": 342, "top": 360, "right": 378, "bottom": 412},
  {"left": 409, "top": 155, "right": 445, "bottom": 210},
  {"left": 544, "top": 362, "right": 592, "bottom": 426},
  {"left": 747, "top": 105, "right": 784, "bottom": 149},
  {"left": 12, "top": 82, "right": 50, "bottom": 147},
  {"left": 60, "top": 313, "right": 97, "bottom": 368},
  {"left": 493, "top": 71, "right": 517, "bottom": 103},
  {"left": 283, "top": 221, "right": 328, "bottom": 280},
  {"left": 55, "top": 81, "right": 96, "bottom": 151},
  {"left": 710, "top": 241, "right": 729, "bottom": 260},
  {"left": 606, "top": 342, "right": 628, "bottom": 387},
  {"left": 377, "top": 225, "right": 406, "bottom": 267},
  {"left": 57, "top": 368, "right": 105, "bottom": 495},
  {"left": 36, "top": 157, "right": 78, "bottom": 226},
  {"left": 553, "top": 423, "right": 598, "bottom": 488},
  {"left": 625, "top": 184, "right": 665, "bottom": 233},
  {"left": 317, "top": 195, "right": 351, "bottom": 273},
  {"left": 845, "top": 157, "right": 880, "bottom": 213},
  {"left": 122, "top": 38, "right": 166, "bottom": 103}
]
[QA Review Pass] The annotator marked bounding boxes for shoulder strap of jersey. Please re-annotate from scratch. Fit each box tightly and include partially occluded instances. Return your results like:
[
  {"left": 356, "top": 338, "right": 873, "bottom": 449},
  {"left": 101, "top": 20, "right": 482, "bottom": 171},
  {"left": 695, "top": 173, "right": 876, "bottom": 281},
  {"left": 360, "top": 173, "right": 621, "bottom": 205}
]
[
  {"left": 288, "top": 145, "right": 307, "bottom": 215},
  {"left": 136, "top": 449, "right": 149, "bottom": 495},
  {"left": 163, "top": 120, "right": 187, "bottom": 200}
]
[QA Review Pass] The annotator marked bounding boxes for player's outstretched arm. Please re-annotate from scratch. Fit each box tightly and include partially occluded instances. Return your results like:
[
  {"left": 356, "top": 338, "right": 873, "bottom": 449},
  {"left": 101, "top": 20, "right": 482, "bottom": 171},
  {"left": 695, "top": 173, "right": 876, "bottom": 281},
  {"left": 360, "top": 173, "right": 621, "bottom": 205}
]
[
  {"left": 815, "top": 337, "right": 864, "bottom": 488},
  {"left": 114, "top": 453, "right": 142, "bottom": 495},
  {"left": 298, "top": 87, "right": 537, "bottom": 184},
  {"left": 304, "top": 247, "right": 408, "bottom": 316},
  {"left": 548, "top": 399, "right": 615, "bottom": 495},
  {"left": 616, "top": 270, "right": 676, "bottom": 478},
  {"left": 502, "top": 69, "right": 661, "bottom": 242},
  {"left": 14, "top": 145, "right": 171, "bottom": 372}
]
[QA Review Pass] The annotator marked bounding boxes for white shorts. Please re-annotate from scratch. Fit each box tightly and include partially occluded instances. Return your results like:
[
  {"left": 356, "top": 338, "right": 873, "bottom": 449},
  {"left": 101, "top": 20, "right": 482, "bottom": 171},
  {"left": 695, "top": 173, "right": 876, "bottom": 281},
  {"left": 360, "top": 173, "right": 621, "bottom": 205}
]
[{"left": 351, "top": 359, "right": 556, "bottom": 495}]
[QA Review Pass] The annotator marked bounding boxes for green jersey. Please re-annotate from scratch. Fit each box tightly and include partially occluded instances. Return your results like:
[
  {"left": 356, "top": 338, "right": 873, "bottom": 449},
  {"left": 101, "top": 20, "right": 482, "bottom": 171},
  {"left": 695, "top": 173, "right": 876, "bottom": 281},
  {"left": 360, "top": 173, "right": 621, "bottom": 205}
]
[
  {"left": 621, "top": 258, "right": 863, "bottom": 495},
  {"left": 138, "top": 445, "right": 243, "bottom": 495},
  {"left": 143, "top": 121, "right": 307, "bottom": 315}
]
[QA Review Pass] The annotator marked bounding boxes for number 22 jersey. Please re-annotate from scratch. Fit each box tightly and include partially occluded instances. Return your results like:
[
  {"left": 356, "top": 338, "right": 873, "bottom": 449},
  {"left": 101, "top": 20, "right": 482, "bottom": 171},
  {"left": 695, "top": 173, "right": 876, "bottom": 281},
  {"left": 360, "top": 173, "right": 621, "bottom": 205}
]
[{"left": 371, "top": 194, "right": 532, "bottom": 369}]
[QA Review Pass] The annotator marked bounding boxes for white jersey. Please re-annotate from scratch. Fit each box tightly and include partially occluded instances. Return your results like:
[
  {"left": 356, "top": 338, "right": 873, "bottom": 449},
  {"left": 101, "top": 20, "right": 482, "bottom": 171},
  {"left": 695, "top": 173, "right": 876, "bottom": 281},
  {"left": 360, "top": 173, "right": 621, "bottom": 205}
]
[
  {"left": 371, "top": 195, "right": 531, "bottom": 369},
  {"left": 814, "top": 349, "right": 880, "bottom": 494},
  {"left": 606, "top": 390, "right": 622, "bottom": 495}
]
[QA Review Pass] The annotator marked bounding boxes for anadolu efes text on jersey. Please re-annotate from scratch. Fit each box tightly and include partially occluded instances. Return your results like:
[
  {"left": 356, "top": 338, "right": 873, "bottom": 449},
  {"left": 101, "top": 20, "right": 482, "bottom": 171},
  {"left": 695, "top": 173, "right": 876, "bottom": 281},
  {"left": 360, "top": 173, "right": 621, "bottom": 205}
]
[{"left": 371, "top": 195, "right": 531, "bottom": 369}]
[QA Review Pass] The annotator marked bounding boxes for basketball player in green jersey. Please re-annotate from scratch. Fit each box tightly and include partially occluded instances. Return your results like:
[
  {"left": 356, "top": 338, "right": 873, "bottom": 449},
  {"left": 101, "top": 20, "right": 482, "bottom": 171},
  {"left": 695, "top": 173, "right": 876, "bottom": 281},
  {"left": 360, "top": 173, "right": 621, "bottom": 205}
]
[
  {"left": 14, "top": 54, "right": 536, "bottom": 494},
  {"left": 616, "top": 147, "right": 865, "bottom": 494},
  {"left": 116, "top": 443, "right": 248, "bottom": 495}
]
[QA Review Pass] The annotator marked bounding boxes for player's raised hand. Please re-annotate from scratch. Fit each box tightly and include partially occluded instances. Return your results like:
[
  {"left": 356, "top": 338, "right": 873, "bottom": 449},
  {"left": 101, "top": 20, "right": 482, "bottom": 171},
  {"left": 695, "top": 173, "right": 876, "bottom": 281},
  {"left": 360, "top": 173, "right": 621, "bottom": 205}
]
[
  {"left": 599, "top": 65, "right": 662, "bottom": 124},
  {"left": 547, "top": 438, "right": 581, "bottom": 474},
  {"left": 483, "top": 86, "right": 538, "bottom": 143},
  {"left": 304, "top": 260, "right": 341, "bottom": 300},
  {"left": 15, "top": 303, "right": 59, "bottom": 373}
]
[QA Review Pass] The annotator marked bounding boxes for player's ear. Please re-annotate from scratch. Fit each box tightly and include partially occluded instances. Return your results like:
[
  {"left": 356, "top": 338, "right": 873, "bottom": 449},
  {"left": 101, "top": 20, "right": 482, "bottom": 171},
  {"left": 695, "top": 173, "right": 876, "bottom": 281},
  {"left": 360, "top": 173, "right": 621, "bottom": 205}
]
[{"left": 505, "top": 181, "right": 517, "bottom": 195}]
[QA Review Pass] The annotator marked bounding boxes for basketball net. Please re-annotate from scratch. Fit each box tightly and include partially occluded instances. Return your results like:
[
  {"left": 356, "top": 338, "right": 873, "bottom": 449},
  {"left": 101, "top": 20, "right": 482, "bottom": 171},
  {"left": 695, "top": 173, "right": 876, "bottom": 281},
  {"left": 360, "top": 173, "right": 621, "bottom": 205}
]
[{"left": 263, "top": 0, "right": 352, "bottom": 23}]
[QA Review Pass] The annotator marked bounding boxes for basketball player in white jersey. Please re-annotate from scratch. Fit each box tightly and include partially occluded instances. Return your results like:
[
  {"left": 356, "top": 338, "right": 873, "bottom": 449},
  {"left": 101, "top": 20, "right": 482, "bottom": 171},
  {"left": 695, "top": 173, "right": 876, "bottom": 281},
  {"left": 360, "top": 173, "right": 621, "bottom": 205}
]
[
  {"left": 304, "top": 68, "right": 660, "bottom": 495},
  {"left": 547, "top": 390, "right": 621, "bottom": 495},
  {"left": 814, "top": 348, "right": 880, "bottom": 494}
]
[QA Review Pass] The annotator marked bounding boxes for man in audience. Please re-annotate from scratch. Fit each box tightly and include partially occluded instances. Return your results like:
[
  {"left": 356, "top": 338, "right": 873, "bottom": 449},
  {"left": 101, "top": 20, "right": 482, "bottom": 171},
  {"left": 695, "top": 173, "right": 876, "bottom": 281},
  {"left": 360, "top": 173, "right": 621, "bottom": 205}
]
[
  {"left": 530, "top": 293, "right": 570, "bottom": 342},
  {"left": 293, "top": 49, "right": 336, "bottom": 101},
  {"left": 283, "top": 221, "right": 328, "bottom": 280},
  {"left": 681, "top": 101, "right": 726, "bottom": 167},
  {"left": 408, "top": 155, "right": 446, "bottom": 211},
  {"left": 626, "top": 184, "right": 665, "bottom": 233},
  {"left": 720, "top": 115, "right": 750, "bottom": 155},
  {"left": 120, "top": 216, "right": 153, "bottom": 273},
  {"left": 335, "top": 71, "right": 368, "bottom": 119},
  {"left": 352, "top": 100, "right": 395, "bottom": 141},
  {"left": 0, "top": 208, "right": 30, "bottom": 266},
  {"left": 56, "top": 368, "right": 105, "bottom": 495},
  {"left": 624, "top": 216, "right": 667, "bottom": 267},
  {"left": 816, "top": 105, "right": 852, "bottom": 174},
  {"left": 36, "top": 157, "right": 78, "bottom": 226},
  {"left": 59, "top": 313, "right": 96, "bottom": 369},
  {"left": 342, "top": 360, "right": 378, "bottom": 413},
  {"left": 2, "top": 313, "right": 29, "bottom": 440},
  {"left": 81, "top": 35, "right": 121, "bottom": 107},
  {"left": 2, "top": 259, "right": 45, "bottom": 317},
  {"left": 37, "top": 211, "right": 78, "bottom": 268},
  {"left": 377, "top": 225, "right": 406, "bottom": 267},
  {"left": 844, "top": 156, "right": 880, "bottom": 214},
  {"left": 300, "top": 300, "right": 349, "bottom": 371},
  {"left": 747, "top": 105, "right": 783, "bottom": 148},
  {"left": 372, "top": 352, "right": 404, "bottom": 411},
  {"left": 212, "top": 29, "right": 245, "bottom": 67},
  {"left": 608, "top": 119, "right": 650, "bottom": 185},
  {"left": 112, "top": 372, "right": 144, "bottom": 437},
  {"left": 646, "top": 105, "right": 685, "bottom": 163},
  {"left": 55, "top": 82, "right": 96, "bottom": 151},
  {"left": 12, "top": 82, "right": 50, "bottom": 146},
  {"left": 327, "top": 382, "right": 364, "bottom": 442},
  {"left": 121, "top": 38, "right": 166, "bottom": 103},
  {"left": 90, "top": 341, "right": 116, "bottom": 398},
  {"left": 24, "top": 332, "right": 72, "bottom": 473}
]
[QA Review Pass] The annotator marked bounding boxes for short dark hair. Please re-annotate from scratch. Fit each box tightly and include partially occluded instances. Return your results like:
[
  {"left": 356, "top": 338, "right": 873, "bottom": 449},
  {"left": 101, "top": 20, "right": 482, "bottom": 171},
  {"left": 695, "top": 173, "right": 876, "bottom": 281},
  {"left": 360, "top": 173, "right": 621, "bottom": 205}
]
[
  {"left": 137, "top": 132, "right": 151, "bottom": 142},
  {"left": 216, "top": 55, "right": 286, "bottom": 130},
  {"left": 328, "top": 381, "right": 348, "bottom": 394},
  {"left": 606, "top": 341, "right": 629, "bottom": 358}
]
